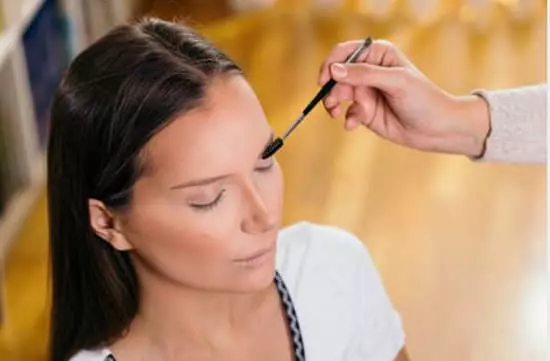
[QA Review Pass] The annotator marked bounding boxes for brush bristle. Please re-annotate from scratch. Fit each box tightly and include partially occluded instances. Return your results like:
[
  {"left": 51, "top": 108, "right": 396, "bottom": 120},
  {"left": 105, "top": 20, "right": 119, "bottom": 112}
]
[{"left": 261, "top": 138, "right": 284, "bottom": 159}]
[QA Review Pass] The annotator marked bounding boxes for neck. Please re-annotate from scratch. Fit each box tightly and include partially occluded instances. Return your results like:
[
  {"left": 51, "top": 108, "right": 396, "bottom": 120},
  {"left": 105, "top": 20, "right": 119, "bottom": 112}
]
[{"left": 127, "top": 266, "right": 278, "bottom": 356}]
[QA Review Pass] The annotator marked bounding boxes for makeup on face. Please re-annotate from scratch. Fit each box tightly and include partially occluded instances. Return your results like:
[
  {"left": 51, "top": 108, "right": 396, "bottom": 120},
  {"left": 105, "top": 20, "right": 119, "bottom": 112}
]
[
  {"left": 169, "top": 133, "right": 277, "bottom": 213},
  {"left": 233, "top": 243, "right": 276, "bottom": 268}
]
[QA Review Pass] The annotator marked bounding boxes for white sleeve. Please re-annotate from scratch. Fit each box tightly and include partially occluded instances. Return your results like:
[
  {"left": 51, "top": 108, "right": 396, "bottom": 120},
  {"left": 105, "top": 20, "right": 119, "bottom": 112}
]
[{"left": 344, "top": 236, "right": 406, "bottom": 360}]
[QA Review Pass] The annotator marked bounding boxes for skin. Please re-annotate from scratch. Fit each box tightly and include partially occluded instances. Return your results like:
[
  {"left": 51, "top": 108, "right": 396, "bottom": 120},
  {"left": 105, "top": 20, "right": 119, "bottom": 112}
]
[
  {"left": 89, "top": 75, "right": 290, "bottom": 360},
  {"left": 397, "top": 348, "right": 411, "bottom": 361},
  {"left": 318, "top": 39, "right": 491, "bottom": 158},
  {"left": 89, "top": 74, "right": 410, "bottom": 360}
]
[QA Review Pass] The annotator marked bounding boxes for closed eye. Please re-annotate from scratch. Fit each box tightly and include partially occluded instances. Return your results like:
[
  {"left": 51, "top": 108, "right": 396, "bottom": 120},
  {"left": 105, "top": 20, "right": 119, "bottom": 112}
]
[
  {"left": 189, "top": 190, "right": 225, "bottom": 211},
  {"left": 256, "top": 160, "right": 274, "bottom": 173}
]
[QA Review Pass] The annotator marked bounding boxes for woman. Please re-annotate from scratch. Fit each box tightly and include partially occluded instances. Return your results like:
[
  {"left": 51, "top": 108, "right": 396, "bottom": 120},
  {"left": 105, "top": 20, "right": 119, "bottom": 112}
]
[
  {"left": 48, "top": 19, "right": 407, "bottom": 361},
  {"left": 318, "top": 40, "right": 546, "bottom": 164}
]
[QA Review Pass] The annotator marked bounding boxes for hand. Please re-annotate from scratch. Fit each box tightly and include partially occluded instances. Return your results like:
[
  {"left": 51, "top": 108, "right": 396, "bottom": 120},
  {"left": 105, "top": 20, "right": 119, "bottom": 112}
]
[{"left": 318, "top": 39, "right": 491, "bottom": 157}]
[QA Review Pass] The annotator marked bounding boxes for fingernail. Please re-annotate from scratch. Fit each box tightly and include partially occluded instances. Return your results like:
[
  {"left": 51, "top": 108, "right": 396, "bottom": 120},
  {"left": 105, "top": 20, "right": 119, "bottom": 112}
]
[
  {"left": 325, "top": 96, "right": 336, "bottom": 107},
  {"left": 331, "top": 63, "right": 347, "bottom": 78}
]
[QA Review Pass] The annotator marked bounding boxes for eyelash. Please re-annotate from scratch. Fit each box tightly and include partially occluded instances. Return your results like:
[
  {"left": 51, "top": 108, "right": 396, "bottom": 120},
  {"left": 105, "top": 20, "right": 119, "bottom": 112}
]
[
  {"left": 190, "top": 162, "right": 274, "bottom": 211},
  {"left": 191, "top": 190, "right": 225, "bottom": 211},
  {"left": 256, "top": 160, "right": 275, "bottom": 173}
]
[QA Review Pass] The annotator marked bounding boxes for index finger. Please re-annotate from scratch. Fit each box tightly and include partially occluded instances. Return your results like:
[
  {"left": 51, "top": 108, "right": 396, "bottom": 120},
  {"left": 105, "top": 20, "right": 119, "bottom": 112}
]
[{"left": 318, "top": 40, "right": 371, "bottom": 86}]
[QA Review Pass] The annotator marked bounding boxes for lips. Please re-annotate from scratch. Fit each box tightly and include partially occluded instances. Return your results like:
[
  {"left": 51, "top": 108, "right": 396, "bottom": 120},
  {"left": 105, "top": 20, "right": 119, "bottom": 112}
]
[
  {"left": 234, "top": 246, "right": 273, "bottom": 262},
  {"left": 233, "top": 243, "right": 276, "bottom": 268}
]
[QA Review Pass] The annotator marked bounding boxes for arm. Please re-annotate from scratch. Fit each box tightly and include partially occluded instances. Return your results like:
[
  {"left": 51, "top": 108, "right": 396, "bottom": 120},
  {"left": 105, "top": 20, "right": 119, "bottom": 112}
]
[{"left": 468, "top": 84, "right": 547, "bottom": 164}]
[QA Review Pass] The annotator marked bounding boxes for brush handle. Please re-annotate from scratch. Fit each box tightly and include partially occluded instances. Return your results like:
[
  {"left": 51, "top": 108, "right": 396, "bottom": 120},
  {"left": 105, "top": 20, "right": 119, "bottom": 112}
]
[
  {"left": 301, "top": 37, "right": 372, "bottom": 117},
  {"left": 302, "top": 79, "right": 337, "bottom": 116}
]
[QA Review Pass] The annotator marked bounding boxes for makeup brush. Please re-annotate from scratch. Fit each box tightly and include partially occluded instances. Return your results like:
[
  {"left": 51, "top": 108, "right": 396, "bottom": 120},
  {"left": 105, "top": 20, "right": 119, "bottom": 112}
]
[{"left": 261, "top": 37, "right": 373, "bottom": 159}]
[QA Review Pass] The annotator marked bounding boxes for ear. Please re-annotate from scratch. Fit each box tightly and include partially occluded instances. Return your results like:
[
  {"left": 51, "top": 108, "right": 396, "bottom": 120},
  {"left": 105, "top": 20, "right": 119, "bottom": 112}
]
[{"left": 88, "top": 199, "right": 133, "bottom": 251}]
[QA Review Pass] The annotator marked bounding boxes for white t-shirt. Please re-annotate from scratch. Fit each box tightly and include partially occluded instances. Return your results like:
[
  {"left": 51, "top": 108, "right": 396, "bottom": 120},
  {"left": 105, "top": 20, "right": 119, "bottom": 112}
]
[{"left": 70, "top": 222, "right": 405, "bottom": 361}]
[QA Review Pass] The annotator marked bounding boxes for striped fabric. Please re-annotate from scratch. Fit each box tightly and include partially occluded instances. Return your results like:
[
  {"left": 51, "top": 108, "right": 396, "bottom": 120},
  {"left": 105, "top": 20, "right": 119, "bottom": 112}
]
[{"left": 274, "top": 270, "right": 306, "bottom": 361}]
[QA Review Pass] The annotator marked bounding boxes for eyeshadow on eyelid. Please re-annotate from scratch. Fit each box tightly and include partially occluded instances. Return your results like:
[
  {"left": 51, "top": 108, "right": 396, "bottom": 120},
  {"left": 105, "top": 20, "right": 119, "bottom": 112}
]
[{"left": 186, "top": 189, "right": 216, "bottom": 201}]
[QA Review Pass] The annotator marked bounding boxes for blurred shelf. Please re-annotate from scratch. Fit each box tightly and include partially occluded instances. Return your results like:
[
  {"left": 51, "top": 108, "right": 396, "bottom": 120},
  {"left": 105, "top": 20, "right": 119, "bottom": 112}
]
[
  {"left": 0, "top": 154, "right": 44, "bottom": 256},
  {"left": 0, "top": 0, "right": 46, "bottom": 69},
  {"left": 20, "top": 0, "right": 47, "bottom": 30},
  {"left": 0, "top": 0, "right": 147, "bottom": 261},
  {"left": 0, "top": 0, "right": 64, "bottom": 259},
  {"left": 0, "top": 27, "right": 15, "bottom": 69},
  {"left": 0, "top": 0, "right": 154, "bottom": 331}
]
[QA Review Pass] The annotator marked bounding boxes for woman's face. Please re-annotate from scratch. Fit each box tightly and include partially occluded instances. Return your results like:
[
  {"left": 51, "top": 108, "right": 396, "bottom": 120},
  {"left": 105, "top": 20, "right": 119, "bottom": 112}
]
[{"left": 108, "top": 75, "right": 283, "bottom": 292}]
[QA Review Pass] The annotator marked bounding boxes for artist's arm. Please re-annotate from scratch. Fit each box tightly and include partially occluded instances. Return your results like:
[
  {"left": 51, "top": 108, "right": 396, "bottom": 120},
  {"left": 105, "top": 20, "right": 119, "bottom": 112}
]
[{"left": 319, "top": 40, "right": 547, "bottom": 164}]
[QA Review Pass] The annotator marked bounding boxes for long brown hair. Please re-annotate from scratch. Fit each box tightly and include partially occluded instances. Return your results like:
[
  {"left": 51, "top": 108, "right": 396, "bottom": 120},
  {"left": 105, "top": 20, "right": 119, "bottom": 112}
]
[{"left": 47, "top": 18, "right": 241, "bottom": 361}]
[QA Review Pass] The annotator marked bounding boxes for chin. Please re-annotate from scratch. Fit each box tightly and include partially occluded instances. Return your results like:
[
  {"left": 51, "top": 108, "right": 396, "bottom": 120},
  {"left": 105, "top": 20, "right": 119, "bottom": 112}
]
[{"left": 231, "top": 252, "right": 277, "bottom": 292}]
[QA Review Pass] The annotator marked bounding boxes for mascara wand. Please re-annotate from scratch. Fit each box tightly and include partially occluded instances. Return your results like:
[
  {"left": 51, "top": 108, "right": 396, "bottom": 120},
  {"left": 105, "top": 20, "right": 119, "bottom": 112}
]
[{"left": 262, "top": 37, "right": 372, "bottom": 159}]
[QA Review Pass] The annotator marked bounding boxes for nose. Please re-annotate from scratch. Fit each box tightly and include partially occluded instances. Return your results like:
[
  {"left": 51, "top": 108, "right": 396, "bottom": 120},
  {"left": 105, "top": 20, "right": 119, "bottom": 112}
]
[{"left": 241, "top": 182, "right": 277, "bottom": 235}]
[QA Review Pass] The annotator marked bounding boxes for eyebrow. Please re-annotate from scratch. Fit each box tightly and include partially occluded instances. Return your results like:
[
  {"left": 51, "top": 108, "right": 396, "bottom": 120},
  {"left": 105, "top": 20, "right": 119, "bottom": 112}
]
[{"left": 170, "top": 132, "right": 275, "bottom": 190}]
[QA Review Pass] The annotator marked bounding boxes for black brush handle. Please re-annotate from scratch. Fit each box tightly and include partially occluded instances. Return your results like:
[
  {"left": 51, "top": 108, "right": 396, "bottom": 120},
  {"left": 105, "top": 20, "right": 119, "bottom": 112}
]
[
  {"left": 302, "top": 79, "right": 337, "bottom": 116},
  {"left": 301, "top": 37, "right": 371, "bottom": 117},
  {"left": 261, "top": 37, "right": 373, "bottom": 159}
]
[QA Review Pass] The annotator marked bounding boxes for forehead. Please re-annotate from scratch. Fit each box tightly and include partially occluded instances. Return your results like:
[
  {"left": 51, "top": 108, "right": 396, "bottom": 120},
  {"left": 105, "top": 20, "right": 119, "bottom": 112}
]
[{"left": 143, "top": 75, "right": 270, "bottom": 177}]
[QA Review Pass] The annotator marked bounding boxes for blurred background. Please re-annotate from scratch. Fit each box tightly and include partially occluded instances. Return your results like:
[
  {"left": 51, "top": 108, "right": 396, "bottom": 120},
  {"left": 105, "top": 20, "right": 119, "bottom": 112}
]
[{"left": 0, "top": 0, "right": 546, "bottom": 360}]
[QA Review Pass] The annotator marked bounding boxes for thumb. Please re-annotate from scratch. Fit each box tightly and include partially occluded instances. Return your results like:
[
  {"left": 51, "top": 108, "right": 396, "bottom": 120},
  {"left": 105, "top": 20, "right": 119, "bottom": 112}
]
[{"left": 330, "top": 63, "right": 406, "bottom": 94}]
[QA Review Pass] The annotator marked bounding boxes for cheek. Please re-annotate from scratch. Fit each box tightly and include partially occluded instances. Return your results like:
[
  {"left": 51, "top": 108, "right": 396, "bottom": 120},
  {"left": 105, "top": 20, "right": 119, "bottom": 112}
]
[
  {"left": 118, "top": 165, "right": 284, "bottom": 289},
  {"left": 121, "top": 197, "right": 236, "bottom": 287}
]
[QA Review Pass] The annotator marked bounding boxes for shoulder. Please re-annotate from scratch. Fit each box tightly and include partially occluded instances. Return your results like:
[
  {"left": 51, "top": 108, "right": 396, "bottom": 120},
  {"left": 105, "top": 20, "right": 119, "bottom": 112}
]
[
  {"left": 69, "top": 348, "right": 112, "bottom": 361},
  {"left": 276, "top": 221, "right": 405, "bottom": 360},
  {"left": 276, "top": 221, "right": 374, "bottom": 286},
  {"left": 276, "top": 221, "right": 368, "bottom": 266},
  {"left": 276, "top": 221, "right": 381, "bottom": 295}
]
